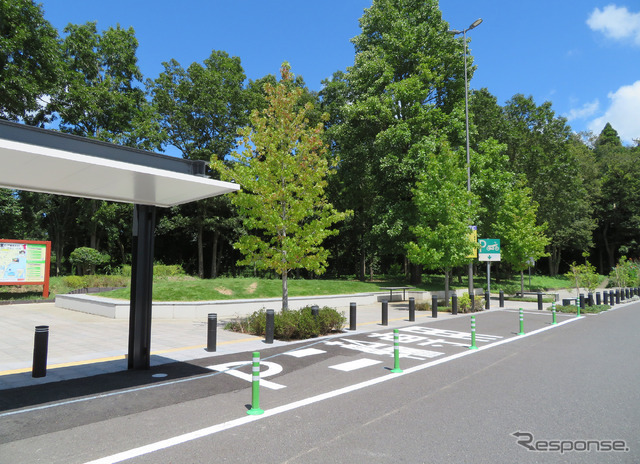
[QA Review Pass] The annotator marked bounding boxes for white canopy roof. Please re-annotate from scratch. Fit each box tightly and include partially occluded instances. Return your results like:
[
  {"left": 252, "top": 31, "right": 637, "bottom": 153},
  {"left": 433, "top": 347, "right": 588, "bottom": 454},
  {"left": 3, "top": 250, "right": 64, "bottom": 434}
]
[{"left": 0, "top": 121, "right": 239, "bottom": 207}]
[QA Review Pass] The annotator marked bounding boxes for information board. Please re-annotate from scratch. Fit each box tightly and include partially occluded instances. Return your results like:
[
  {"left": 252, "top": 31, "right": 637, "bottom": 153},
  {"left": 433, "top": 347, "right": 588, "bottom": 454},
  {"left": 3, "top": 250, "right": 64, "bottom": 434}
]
[{"left": 0, "top": 240, "right": 51, "bottom": 297}]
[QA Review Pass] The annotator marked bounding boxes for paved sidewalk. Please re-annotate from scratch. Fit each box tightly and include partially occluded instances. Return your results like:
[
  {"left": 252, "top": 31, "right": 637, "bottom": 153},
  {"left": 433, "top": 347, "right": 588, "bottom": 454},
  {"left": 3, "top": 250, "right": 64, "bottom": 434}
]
[{"left": 0, "top": 293, "right": 568, "bottom": 390}]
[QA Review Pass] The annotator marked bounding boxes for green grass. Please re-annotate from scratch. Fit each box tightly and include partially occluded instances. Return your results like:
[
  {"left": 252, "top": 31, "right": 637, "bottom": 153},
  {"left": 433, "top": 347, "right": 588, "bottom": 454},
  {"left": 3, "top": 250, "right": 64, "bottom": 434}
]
[{"left": 0, "top": 272, "right": 578, "bottom": 303}]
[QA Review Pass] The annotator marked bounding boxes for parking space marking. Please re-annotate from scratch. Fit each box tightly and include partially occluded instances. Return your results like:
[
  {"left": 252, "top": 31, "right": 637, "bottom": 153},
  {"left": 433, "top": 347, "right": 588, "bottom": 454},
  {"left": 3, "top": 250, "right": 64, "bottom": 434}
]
[
  {"left": 207, "top": 361, "right": 286, "bottom": 390},
  {"left": 329, "top": 358, "right": 383, "bottom": 372},
  {"left": 284, "top": 348, "right": 327, "bottom": 358}
]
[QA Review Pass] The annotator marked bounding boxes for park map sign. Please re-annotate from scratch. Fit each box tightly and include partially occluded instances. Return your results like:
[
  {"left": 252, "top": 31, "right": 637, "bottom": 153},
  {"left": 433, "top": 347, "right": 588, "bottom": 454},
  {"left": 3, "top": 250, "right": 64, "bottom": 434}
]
[{"left": 0, "top": 239, "right": 51, "bottom": 297}]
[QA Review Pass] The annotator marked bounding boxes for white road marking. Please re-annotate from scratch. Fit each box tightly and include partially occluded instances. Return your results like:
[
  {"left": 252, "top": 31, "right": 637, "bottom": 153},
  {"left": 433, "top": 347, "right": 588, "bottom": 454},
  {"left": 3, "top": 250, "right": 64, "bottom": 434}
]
[
  {"left": 83, "top": 316, "right": 583, "bottom": 464},
  {"left": 207, "top": 361, "right": 286, "bottom": 390},
  {"left": 284, "top": 348, "right": 326, "bottom": 358},
  {"left": 329, "top": 358, "right": 383, "bottom": 372}
]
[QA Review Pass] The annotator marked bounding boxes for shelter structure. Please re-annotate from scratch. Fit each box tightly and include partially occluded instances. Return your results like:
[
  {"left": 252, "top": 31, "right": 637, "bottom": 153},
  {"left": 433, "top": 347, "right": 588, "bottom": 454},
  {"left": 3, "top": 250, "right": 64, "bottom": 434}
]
[{"left": 0, "top": 119, "right": 239, "bottom": 369}]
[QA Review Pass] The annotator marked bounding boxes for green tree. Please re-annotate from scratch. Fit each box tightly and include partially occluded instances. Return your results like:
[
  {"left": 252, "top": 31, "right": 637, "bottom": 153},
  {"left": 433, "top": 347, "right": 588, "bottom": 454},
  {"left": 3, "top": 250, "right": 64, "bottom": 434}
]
[
  {"left": 406, "top": 139, "right": 477, "bottom": 304},
  {"left": 213, "top": 64, "right": 350, "bottom": 310},
  {"left": 149, "top": 50, "right": 247, "bottom": 278},
  {"left": 0, "top": 0, "right": 62, "bottom": 124},
  {"left": 493, "top": 179, "right": 550, "bottom": 295},
  {"left": 324, "top": 0, "right": 467, "bottom": 282},
  {"left": 501, "top": 95, "right": 595, "bottom": 274},
  {"left": 0, "top": 189, "right": 23, "bottom": 238}
]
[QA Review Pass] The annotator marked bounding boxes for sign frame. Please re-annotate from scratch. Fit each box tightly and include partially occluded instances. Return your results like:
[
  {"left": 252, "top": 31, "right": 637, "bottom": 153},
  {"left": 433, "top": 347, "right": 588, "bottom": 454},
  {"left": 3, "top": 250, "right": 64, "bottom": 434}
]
[
  {"left": 0, "top": 239, "right": 51, "bottom": 297},
  {"left": 478, "top": 238, "right": 501, "bottom": 262}
]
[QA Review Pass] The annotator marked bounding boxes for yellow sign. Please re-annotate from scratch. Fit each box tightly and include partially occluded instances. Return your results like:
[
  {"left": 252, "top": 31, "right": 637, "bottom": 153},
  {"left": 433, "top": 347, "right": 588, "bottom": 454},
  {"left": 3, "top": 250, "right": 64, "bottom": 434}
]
[{"left": 467, "top": 226, "right": 478, "bottom": 258}]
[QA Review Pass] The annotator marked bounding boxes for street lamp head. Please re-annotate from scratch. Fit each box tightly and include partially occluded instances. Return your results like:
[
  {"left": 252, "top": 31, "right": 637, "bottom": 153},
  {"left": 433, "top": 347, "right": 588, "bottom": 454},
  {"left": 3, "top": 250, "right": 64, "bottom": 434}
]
[
  {"left": 448, "top": 29, "right": 462, "bottom": 35},
  {"left": 469, "top": 18, "right": 483, "bottom": 30}
]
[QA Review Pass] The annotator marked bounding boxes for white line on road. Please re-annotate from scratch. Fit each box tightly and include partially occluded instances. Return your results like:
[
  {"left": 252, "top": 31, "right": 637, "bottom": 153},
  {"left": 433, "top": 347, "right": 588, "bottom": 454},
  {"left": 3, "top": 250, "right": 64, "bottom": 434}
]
[
  {"left": 83, "top": 316, "right": 583, "bottom": 464},
  {"left": 329, "top": 358, "right": 383, "bottom": 372}
]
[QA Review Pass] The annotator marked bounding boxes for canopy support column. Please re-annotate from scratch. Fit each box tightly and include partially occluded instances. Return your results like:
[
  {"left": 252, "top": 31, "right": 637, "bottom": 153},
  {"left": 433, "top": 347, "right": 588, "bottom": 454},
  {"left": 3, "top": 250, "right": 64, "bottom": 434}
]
[{"left": 128, "top": 204, "right": 156, "bottom": 370}]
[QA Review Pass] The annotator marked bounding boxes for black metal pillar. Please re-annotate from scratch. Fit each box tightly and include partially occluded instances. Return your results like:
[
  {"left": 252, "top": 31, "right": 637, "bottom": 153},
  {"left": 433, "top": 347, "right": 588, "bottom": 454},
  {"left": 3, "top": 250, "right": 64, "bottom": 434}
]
[{"left": 128, "top": 204, "right": 156, "bottom": 370}]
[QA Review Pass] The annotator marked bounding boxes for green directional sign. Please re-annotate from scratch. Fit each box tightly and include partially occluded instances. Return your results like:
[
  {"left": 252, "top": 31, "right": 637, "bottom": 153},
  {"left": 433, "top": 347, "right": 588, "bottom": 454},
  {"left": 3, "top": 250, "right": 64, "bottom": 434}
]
[{"left": 479, "top": 238, "right": 500, "bottom": 262}]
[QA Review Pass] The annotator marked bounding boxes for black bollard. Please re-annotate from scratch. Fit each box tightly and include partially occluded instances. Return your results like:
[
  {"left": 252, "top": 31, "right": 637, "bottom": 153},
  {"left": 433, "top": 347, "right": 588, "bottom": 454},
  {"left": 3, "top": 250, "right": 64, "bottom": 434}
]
[
  {"left": 485, "top": 291, "right": 490, "bottom": 310},
  {"left": 603, "top": 291, "right": 608, "bottom": 305},
  {"left": 382, "top": 300, "right": 388, "bottom": 326},
  {"left": 499, "top": 290, "right": 504, "bottom": 308},
  {"left": 311, "top": 305, "right": 320, "bottom": 318},
  {"left": 349, "top": 302, "right": 357, "bottom": 330},
  {"left": 588, "top": 292, "right": 594, "bottom": 307},
  {"left": 626, "top": 288, "right": 630, "bottom": 299},
  {"left": 596, "top": 292, "right": 601, "bottom": 305},
  {"left": 265, "top": 309, "right": 275, "bottom": 344},
  {"left": 32, "top": 325, "right": 49, "bottom": 378},
  {"left": 452, "top": 293, "right": 458, "bottom": 315},
  {"left": 431, "top": 294, "right": 438, "bottom": 318},
  {"left": 206, "top": 313, "right": 217, "bottom": 352},
  {"left": 620, "top": 289, "right": 625, "bottom": 301},
  {"left": 537, "top": 292, "right": 543, "bottom": 311},
  {"left": 615, "top": 289, "right": 620, "bottom": 305},
  {"left": 610, "top": 290, "right": 615, "bottom": 305},
  {"left": 409, "top": 297, "right": 415, "bottom": 322},
  {"left": 579, "top": 294, "right": 585, "bottom": 309}
]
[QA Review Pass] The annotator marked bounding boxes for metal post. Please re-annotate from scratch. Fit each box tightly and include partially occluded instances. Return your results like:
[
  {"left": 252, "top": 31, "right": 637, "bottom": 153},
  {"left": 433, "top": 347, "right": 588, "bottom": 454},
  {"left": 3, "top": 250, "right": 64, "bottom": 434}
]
[
  {"left": 603, "top": 291, "right": 608, "bottom": 305},
  {"left": 452, "top": 293, "right": 458, "bottom": 315},
  {"left": 518, "top": 308, "right": 525, "bottom": 335},
  {"left": 485, "top": 290, "right": 490, "bottom": 310},
  {"left": 128, "top": 204, "right": 156, "bottom": 370},
  {"left": 537, "top": 292, "right": 543, "bottom": 311},
  {"left": 431, "top": 294, "right": 438, "bottom": 318},
  {"left": 382, "top": 300, "right": 388, "bottom": 326},
  {"left": 391, "top": 329, "right": 403, "bottom": 373},
  {"left": 247, "top": 352, "right": 264, "bottom": 415},
  {"left": 615, "top": 289, "right": 620, "bottom": 305},
  {"left": 610, "top": 290, "right": 615, "bottom": 305},
  {"left": 32, "top": 325, "right": 49, "bottom": 378},
  {"left": 206, "top": 313, "right": 217, "bottom": 352},
  {"left": 311, "top": 305, "right": 319, "bottom": 318},
  {"left": 469, "top": 316, "right": 478, "bottom": 350},
  {"left": 265, "top": 309, "right": 275, "bottom": 344},
  {"left": 596, "top": 292, "right": 601, "bottom": 306},
  {"left": 349, "top": 302, "right": 357, "bottom": 330},
  {"left": 499, "top": 289, "right": 504, "bottom": 308},
  {"left": 409, "top": 297, "right": 415, "bottom": 322}
]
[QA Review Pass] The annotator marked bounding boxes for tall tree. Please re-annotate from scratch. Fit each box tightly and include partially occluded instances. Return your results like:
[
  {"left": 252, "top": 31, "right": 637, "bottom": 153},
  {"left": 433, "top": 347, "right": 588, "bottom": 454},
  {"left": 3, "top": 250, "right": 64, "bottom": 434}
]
[
  {"left": 500, "top": 95, "right": 595, "bottom": 274},
  {"left": 324, "top": 0, "right": 468, "bottom": 283},
  {"left": 493, "top": 179, "right": 550, "bottom": 295},
  {"left": 0, "top": 0, "right": 61, "bottom": 124},
  {"left": 407, "top": 139, "right": 477, "bottom": 304},
  {"left": 213, "top": 63, "right": 350, "bottom": 310},
  {"left": 149, "top": 50, "right": 247, "bottom": 278}
]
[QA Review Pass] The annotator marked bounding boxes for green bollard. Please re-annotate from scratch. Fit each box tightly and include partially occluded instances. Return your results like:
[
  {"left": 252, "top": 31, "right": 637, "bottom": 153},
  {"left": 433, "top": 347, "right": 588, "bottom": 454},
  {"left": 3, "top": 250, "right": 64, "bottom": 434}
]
[
  {"left": 247, "top": 352, "right": 264, "bottom": 415},
  {"left": 518, "top": 308, "right": 525, "bottom": 335},
  {"left": 552, "top": 301, "right": 557, "bottom": 325},
  {"left": 391, "top": 329, "right": 403, "bottom": 373},
  {"left": 469, "top": 316, "right": 478, "bottom": 350},
  {"left": 577, "top": 303, "right": 581, "bottom": 318}
]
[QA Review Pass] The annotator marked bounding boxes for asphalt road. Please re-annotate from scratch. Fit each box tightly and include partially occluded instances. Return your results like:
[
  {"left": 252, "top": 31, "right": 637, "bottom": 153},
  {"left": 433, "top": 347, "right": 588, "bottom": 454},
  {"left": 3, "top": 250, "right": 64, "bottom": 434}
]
[{"left": 1, "top": 305, "right": 638, "bottom": 463}]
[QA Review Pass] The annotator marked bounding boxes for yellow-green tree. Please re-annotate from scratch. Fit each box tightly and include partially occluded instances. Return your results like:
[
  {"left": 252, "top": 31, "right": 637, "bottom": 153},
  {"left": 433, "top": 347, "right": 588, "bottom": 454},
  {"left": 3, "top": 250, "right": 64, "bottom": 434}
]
[{"left": 213, "top": 63, "right": 350, "bottom": 310}]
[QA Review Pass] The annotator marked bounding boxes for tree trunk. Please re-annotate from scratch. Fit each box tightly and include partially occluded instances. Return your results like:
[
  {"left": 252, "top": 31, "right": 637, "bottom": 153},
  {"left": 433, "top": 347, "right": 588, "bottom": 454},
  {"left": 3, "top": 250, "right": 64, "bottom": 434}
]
[
  {"left": 197, "top": 223, "right": 204, "bottom": 279},
  {"left": 210, "top": 230, "right": 220, "bottom": 278},
  {"left": 520, "top": 270, "right": 525, "bottom": 296},
  {"left": 444, "top": 268, "right": 450, "bottom": 306},
  {"left": 359, "top": 250, "right": 366, "bottom": 281},
  {"left": 282, "top": 270, "right": 289, "bottom": 311}
]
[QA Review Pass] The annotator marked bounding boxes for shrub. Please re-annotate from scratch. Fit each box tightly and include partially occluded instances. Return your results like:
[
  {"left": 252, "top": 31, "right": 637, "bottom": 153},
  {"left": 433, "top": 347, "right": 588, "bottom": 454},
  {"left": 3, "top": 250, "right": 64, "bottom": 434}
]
[
  {"left": 62, "top": 275, "right": 85, "bottom": 289},
  {"left": 118, "top": 263, "right": 186, "bottom": 278},
  {"left": 458, "top": 293, "right": 484, "bottom": 312},
  {"left": 69, "top": 247, "right": 110, "bottom": 275},
  {"left": 225, "top": 306, "right": 346, "bottom": 340}
]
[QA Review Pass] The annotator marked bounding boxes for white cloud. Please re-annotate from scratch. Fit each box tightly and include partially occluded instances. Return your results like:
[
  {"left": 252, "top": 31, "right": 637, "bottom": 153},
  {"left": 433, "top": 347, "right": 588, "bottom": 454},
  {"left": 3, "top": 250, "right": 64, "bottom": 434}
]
[
  {"left": 565, "top": 99, "right": 600, "bottom": 121},
  {"left": 588, "top": 80, "right": 640, "bottom": 143},
  {"left": 587, "top": 4, "right": 640, "bottom": 45}
]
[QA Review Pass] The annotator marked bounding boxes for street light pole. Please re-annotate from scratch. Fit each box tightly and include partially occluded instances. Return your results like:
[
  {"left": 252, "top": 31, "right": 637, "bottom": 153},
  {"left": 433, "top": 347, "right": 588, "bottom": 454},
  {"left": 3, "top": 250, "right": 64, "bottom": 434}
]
[{"left": 450, "top": 18, "right": 482, "bottom": 306}]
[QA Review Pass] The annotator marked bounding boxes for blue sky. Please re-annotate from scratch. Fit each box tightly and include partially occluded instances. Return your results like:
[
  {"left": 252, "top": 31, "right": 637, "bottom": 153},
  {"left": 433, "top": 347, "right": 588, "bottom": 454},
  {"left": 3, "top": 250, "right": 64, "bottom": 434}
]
[{"left": 38, "top": 0, "right": 640, "bottom": 144}]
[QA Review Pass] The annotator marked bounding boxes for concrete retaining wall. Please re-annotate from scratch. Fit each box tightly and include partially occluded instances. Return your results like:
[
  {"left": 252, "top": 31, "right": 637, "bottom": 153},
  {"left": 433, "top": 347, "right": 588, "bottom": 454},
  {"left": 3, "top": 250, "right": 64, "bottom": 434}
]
[{"left": 55, "top": 292, "right": 383, "bottom": 320}]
